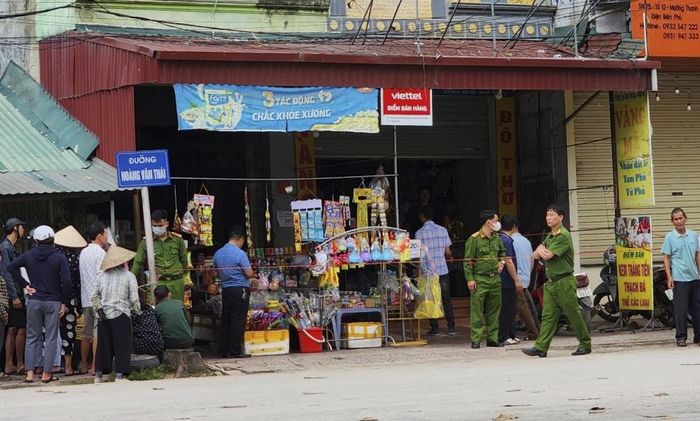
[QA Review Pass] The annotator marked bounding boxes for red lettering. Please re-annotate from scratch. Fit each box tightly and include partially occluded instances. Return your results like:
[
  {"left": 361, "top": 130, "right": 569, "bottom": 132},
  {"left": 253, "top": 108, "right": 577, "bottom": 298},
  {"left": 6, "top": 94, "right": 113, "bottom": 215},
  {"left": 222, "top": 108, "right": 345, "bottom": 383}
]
[
  {"left": 500, "top": 128, "right": 512, "bottom": 143},
  {"left": 502, "top": 192, "right": 514, "bottom": 204},
  {"left": 500, "top": 111, "right": 512, "bottom": 123},
  {"left": 502, "top": 175, "right": 514, "bottom": 188},
  {"left": 298, "top": 144, "right": 313, "bottom": 166}
]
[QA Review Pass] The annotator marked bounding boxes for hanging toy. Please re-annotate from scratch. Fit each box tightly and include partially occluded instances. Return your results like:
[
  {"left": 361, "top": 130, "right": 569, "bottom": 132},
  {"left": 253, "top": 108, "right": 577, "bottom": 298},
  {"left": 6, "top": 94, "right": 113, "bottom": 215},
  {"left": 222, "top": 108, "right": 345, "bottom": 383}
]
[
  {"left": 381, "top": 233, "right": 394, "bottom": 262},
  {"left": 265, "top": 188, "right": 272, "bottom": 244},
  {"left": 347, "top": 236, "right": 361, "bottom": 264},
  {"left": 310, "top": 250, "right": 328, "bottom": 276},
  {"left": 353, "top": 186, "right": 373, "bottom": 242},
  {"left": 370, "top": 238, "right": 382, "bottom": 262},
  {"left": 244, "top": 186, "right": 253, "bottom": 253},
  {"left": 397, "top": 232, "right": 411, "bottom": 262},
  {"left": 324, "top": 200, "right": 345, "bottom": 238},
  {"left": 359, "top": 237, "right": 372, "bottom": 263}
]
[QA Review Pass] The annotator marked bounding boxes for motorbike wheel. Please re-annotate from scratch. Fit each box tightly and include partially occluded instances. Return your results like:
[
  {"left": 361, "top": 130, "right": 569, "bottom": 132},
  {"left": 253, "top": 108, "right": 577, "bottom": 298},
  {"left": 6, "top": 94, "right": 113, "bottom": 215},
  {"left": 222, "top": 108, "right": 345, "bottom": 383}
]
[{"left": 594, "top": 293, "right": 620, "bottom": 323}]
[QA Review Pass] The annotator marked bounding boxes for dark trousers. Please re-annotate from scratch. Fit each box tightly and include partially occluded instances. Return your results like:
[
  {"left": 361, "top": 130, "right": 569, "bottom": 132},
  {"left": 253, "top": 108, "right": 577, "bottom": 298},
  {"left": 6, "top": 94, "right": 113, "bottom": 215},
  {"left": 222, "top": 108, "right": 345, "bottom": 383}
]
[
  {"left": 219, "top": 287, "right": 250, "bottom": 356},
  {"left": 430, "top": 274, "right": 455, "bottom": 331},
  {"left": 498, "top": 288, "right": 517, "bottom": 342},
  {"left": 96, "top": 313, "right": 132, "bottom": 375},
  {"left": 673, "top": 280, "right": 700, "bottom": 341}
]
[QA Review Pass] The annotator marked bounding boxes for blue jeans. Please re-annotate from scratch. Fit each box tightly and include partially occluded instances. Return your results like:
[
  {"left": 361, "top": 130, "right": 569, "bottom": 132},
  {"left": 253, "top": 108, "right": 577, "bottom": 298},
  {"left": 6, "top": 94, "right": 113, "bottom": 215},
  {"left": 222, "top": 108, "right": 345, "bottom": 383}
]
[{"left": 24, "top": 300, "right": 61, "bottom": 373}]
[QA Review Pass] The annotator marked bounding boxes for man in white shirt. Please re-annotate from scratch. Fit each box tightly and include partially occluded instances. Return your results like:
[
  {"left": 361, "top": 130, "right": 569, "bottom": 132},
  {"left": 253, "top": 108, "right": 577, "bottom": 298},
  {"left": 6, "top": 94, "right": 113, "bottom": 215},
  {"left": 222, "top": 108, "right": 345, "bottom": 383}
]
[
  {"left": 510, "top": 219, "right": 540, "bottom": 340},
  {"left": 78, "top": 222, "right": 108, "bottom": 375}
]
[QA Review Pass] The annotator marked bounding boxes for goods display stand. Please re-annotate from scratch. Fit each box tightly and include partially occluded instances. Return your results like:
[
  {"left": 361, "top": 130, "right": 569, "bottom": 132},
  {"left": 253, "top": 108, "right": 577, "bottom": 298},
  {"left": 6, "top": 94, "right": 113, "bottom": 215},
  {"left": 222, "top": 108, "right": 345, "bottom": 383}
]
[{"left": 381, "top": 262, "right": 428, "bottom": 347}]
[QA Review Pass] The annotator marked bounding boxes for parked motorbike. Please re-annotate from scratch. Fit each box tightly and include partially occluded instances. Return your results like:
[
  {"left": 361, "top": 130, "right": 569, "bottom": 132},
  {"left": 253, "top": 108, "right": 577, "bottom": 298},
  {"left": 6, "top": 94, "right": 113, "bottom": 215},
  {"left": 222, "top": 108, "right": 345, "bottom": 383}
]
[
  {"left": 530, "top": 261, "right": 594, "bottom": 333},
  {"left": 594, "top": 246, "right": 676, "bottom": 327}
]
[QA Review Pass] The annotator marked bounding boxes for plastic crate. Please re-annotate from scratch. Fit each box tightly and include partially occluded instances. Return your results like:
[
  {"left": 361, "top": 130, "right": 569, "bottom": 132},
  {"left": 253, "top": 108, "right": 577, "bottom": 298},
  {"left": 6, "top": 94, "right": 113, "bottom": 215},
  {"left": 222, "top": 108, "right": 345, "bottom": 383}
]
[
  {"left": 341, "top": 322, "right": 383, "bottom": 349},
  {"left": 244, "top": 330, "right": 290, "bottom": 356}
]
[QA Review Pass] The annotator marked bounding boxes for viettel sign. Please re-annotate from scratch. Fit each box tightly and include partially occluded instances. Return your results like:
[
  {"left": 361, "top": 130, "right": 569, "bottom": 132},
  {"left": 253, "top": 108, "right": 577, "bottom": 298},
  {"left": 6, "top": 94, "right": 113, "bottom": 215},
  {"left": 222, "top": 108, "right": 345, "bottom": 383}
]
[{"left": 380, "top": 88, "right": 433, "bottom": 126}]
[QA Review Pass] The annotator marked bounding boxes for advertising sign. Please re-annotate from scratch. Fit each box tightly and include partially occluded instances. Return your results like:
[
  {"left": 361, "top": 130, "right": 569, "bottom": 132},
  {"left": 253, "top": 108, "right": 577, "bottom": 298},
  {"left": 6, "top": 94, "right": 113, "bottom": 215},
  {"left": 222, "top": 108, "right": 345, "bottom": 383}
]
[
  {"left": 615, "top": 216, "right": 654, "bottom": 311},
  {"left": 631, "top": 0, "right": 700, "bottom": 58},
  {"left": 613, "top": 92, "right": 655, "bottom": 209},
  {"left": 116, "top": 150, "right": 171, "bottom": 189},
  {"left": 495, "top": 97, "right": 518, "bottom": 216},
  {"left": 380, "top": 88, "right": 433, "bottom": 126},
  {"left": 174, "top": 84, "right": 379, "bottom": 133}
]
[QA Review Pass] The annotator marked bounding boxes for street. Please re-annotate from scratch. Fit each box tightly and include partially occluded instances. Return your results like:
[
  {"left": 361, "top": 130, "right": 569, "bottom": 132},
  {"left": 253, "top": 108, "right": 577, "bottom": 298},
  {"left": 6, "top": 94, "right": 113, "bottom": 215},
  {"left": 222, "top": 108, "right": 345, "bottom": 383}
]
[{"left": 2, "top": 334, "right": 700, "bottom": 421}]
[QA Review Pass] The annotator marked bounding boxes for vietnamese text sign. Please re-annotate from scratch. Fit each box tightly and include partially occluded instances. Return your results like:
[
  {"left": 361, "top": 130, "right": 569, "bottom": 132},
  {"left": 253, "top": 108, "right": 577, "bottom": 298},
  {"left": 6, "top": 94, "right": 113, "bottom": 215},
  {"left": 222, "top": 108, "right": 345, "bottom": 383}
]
[
  {"left": 174, "top": 84, "right": 379, "bottom": 133},
  {"left": 632, "top": 0, "right": 700, "bottom": 58},
  {"left": 613, "top": 92, "right": 655, "bottom": 209},
  {"left": 380, "top": 88, "right": 433, "bottom": 126},
  {"left": 495, "top": 97, "right": 518, "bottom": 216},
  {"left": 116, "top": 150, "right": 171, "bottom": 188},
  {"left": 615, "top": 216, "right": 654, "bottom": 311}
]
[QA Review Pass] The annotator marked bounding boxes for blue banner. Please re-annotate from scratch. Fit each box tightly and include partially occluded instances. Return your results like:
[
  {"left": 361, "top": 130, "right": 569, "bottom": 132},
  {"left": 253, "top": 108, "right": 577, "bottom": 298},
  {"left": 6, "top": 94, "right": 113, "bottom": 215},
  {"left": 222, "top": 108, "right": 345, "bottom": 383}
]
[{"left": 174, "top": 84, "right": 379, "bottom": 133}]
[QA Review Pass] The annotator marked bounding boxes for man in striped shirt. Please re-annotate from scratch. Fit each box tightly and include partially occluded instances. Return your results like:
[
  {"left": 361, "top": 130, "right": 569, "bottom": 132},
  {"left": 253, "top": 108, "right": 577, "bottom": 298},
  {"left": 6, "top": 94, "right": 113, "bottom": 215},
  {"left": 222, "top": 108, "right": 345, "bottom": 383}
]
[{"left": 416, "top": 207, "right": 456, "bottom": 336}]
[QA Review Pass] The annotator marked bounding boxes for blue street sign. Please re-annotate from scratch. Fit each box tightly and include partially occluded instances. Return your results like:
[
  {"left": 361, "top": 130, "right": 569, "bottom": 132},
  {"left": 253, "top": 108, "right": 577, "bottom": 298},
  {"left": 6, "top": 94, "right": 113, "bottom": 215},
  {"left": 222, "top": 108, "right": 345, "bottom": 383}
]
[{"left": 116, "top": 149, "right": 171, "bottom": 188}]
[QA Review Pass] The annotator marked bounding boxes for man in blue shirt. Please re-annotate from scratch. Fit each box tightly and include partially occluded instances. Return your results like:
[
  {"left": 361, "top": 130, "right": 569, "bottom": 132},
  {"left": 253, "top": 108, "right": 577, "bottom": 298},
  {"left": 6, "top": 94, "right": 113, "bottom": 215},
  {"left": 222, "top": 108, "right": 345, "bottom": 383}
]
[
  {"left": 415, "top": 207, "right": 455, "bottom": 336},
  {"left": 498, "top": 216, "right": 523, "bottom": 345},
  {"left": 661, "top": 207, "right": 700, "bottom": 347},
  {"left": 212, "top": 226, "right": 256, "bottom": 358},
  {"left": 511, "top": 219, "right": 539, "bottom": 340}
]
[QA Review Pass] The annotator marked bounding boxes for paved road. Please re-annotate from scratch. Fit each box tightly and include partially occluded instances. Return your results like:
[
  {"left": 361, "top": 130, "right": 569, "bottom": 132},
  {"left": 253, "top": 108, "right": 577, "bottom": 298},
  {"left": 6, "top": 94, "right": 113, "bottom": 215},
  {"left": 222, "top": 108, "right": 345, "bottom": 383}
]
[{"left": 2, "top": 339, "right": 700, "bottom": 421}]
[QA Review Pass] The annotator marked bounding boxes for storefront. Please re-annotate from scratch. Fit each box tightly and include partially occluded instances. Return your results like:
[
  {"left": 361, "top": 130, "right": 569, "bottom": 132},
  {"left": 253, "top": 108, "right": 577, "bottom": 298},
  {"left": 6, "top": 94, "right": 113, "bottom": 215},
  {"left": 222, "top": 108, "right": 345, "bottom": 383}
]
[{"left": 38, "top": 31, "right": 657, "bottom": 351}]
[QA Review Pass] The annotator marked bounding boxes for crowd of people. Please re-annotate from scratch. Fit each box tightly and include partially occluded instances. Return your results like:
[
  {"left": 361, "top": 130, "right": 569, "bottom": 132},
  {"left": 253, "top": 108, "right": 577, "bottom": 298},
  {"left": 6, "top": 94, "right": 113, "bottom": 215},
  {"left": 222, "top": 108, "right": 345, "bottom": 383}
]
[{"left": 0, "top": 218, "right": 196, "bottom": 383}]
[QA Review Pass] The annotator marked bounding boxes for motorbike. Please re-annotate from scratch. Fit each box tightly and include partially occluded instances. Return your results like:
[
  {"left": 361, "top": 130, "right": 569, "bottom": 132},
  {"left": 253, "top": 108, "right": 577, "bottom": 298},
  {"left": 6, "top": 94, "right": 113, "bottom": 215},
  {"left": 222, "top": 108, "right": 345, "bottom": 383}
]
[
  {"left": 530, "top": 261, "right": 594, "bottom": 333},
  {"left": 594, "top": 246, "right": 676, "bottom": 327}
]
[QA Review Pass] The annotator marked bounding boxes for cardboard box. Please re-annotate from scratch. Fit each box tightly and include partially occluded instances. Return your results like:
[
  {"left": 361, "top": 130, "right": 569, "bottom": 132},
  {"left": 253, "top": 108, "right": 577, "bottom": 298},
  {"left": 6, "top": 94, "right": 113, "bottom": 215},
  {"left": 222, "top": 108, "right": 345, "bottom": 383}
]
[{"left": 342, "top": 322, "right": 383, "bottom": 349}]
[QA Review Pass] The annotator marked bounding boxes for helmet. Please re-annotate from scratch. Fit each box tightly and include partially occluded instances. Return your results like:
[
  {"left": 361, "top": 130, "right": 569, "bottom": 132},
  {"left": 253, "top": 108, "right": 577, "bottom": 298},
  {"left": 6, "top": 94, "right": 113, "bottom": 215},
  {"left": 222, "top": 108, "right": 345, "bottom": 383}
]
[
  {"left": 4, "top": 217, "right": 26, "bottom": 234},
  {"left": 603, "top": 246, "right": 616, "bottom": 266}
]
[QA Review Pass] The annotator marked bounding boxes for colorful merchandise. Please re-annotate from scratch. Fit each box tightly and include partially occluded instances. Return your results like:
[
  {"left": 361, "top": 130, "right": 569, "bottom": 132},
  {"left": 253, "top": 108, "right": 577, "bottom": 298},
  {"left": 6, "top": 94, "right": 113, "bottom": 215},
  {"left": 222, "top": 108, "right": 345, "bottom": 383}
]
[
  {"left": 291, "top": 199, "right": 324, "bottom": 243},
  {"left": 353, "top": 188, "right": 374, "bottom": 240},
  {"left": 414, "top": 273, "right": 444, "bottom": 319},
  {"left": 324, "top": 200, "right": 345, "bottom": 238},
  {"left": 245, "top": 186, "right": 253, "bottom": 252},
  {"left": 193, "top": 193, "right": 215, "bottom": 246}
]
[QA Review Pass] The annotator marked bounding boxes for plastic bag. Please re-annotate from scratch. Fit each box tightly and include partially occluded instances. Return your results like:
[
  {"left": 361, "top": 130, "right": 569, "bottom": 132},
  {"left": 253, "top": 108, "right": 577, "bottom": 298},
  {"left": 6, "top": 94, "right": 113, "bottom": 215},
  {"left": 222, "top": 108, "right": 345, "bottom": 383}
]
[{"left": 414, "top": 273, "right": 444, "bottom": 319}]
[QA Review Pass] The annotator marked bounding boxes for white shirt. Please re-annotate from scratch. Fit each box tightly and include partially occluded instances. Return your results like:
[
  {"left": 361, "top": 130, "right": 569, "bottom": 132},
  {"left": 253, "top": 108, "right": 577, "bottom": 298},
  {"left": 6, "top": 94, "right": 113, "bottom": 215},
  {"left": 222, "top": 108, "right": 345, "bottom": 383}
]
[{"left": 79, "top": 243, "right": 106, "bottom": 309}]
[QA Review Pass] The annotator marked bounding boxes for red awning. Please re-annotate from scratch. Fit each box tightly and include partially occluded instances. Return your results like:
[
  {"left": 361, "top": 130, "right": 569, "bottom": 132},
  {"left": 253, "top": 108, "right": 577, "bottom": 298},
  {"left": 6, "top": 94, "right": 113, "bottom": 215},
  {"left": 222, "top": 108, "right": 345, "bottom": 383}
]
[{"left": 40, "top": 33, "right": 659, "bottom": 99}]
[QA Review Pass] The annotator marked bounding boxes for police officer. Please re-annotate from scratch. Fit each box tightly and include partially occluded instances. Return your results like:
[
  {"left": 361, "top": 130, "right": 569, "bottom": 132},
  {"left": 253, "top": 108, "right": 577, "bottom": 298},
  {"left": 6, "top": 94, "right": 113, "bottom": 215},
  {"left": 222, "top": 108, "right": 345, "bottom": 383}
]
[
  {"left": 132, "top": 209, "right": 189, "bottom": 303},
  {"left": 464, "top": 210, "right": 506, "bottom": 349},
  {"left": 522, "top": 204, "right": 592, "bottom": 358}
]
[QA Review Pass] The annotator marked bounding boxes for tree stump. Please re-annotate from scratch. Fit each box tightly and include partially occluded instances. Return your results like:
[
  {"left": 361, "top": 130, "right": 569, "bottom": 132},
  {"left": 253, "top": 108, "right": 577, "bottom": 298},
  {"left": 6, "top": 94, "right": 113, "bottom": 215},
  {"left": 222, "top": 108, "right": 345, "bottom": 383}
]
[{"left": 162, "top": 349, "right": 208, "bottom": 378}]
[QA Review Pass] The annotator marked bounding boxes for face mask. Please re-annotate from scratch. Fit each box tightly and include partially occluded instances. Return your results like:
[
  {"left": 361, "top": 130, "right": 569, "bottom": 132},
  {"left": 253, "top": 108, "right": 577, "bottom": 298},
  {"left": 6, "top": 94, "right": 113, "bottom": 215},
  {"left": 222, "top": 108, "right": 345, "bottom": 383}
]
[
  {"left": 491, "top": 221, "right": 502, "bottom": 232},
  {"left": 152, "top": 226, "right": 167, "bottom": 237}
]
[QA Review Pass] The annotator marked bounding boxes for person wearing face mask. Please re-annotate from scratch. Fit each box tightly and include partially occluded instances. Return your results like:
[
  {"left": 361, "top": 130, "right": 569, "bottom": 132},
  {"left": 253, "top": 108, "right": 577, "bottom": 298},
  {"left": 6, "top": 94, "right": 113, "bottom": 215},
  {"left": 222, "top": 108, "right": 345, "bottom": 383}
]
[
  {"left": 131, "top": 210, "right": 189, "bottom": 303},
  {"left": 464, "top": 210, "right": 506, "bottom": 349}
]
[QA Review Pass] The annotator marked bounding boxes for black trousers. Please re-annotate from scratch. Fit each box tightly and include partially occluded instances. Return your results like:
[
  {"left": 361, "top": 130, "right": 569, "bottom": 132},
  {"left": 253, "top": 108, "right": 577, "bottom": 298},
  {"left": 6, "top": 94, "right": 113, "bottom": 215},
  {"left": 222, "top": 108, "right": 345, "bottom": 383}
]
[
  {"left": 96, "top": 313, "right": 132, "bottom": 375},
  {"left": 219, "top": 287, "right": 250, "bottom": 356},
  {"left": 430, "top": 274, "right": 455, "bottom": 331},
  {"left": 498, "top": 288, "right": 517, "bottom": 342},
  {"left": 673, "top": 280, "right": 700, "bottom": 341}
]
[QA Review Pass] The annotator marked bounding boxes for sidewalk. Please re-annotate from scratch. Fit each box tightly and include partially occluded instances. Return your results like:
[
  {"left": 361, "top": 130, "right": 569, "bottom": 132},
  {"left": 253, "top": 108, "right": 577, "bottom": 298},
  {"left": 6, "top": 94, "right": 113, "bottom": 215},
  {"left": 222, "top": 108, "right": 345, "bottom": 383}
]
[{"left": 209, "top": 322, "right": 680, "bottom": 375}]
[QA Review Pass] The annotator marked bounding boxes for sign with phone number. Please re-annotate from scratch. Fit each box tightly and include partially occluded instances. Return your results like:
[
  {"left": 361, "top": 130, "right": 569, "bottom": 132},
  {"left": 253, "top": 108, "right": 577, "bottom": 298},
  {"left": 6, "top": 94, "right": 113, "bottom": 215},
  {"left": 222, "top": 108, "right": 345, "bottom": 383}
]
[{"left": 632, "top": 0, "right": 700, "bottom": 57}]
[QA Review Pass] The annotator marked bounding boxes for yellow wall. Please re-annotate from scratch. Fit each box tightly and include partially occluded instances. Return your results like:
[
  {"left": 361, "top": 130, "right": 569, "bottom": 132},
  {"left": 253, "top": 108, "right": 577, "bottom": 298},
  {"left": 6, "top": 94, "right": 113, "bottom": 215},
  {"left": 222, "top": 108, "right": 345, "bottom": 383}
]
[{"left": 346, "top": 0, "right": 432, "bottom": 19}]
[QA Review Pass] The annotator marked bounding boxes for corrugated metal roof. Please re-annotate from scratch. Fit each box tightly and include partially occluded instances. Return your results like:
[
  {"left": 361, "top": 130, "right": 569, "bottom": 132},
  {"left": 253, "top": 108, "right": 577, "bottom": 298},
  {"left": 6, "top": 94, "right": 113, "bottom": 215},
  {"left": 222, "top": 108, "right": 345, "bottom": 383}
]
[
  {"left": 0, "top": 158, "right": 121, "bottom": 195},
  {"left": 0, "top": 62, "right": 99, "bottom": 160},
  {"left": 0, "top": 62, "right": 124, "bottom": 195},
  {"left": 40, "top": 32, "right": 660, "bottom": 100}
]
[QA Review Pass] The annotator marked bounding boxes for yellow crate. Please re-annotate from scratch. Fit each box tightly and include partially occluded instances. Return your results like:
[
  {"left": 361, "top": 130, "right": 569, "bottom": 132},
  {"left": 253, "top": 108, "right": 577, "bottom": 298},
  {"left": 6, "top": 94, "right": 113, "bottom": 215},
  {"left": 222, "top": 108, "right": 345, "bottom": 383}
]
[
  {"left": 342, "top": 322, "right": 383, "bottom": 349},
  {"left": 244, "top": 330, "right": 290, "bottom": 356},
  {"left": 342, "top": 322, "right": 383, "bottom": 339}
]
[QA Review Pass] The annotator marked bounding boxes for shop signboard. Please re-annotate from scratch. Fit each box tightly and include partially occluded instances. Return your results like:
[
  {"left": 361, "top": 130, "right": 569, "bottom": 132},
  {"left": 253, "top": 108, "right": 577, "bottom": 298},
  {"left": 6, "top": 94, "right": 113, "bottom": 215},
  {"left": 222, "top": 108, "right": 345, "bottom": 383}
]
[
  {"left": 631, "top": 0, "right": 700, "bottom": 57},
  {"left": 115, "top": 149, "right": 171, "bottom": 188},
  {"left": 612, "top": 92, "right": 655, "bottom": 209},
  {"left": 174, "top": 84, "right": 379, "bottom": 133},
  {"left": 380, "top": 88, "right": 433, "bottom": 126},
  {"left": 495, "top": 97, "right": 518, "bottom": 216},
  {"left": 615, "top": 216, "right": 654, "bottom": 311}
]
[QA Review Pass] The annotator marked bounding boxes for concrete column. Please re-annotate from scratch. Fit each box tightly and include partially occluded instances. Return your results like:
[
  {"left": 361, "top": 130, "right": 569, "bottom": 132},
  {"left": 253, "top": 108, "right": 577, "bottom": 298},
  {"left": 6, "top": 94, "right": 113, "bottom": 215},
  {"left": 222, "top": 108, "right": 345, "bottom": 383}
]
[{"left": 564, "top": 90, "right": 581, "bottom": 272}]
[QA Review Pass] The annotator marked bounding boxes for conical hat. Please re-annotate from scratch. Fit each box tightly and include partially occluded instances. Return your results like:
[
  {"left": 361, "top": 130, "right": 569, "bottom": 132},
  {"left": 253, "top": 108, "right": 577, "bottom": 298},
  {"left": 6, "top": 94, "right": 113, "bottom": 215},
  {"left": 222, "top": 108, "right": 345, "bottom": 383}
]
[
  {"left": 54, "top": 225, "right": 87, "bottom": 248},
  {"left": 100, "top": 246, "right": 136, "bottom": 271}
]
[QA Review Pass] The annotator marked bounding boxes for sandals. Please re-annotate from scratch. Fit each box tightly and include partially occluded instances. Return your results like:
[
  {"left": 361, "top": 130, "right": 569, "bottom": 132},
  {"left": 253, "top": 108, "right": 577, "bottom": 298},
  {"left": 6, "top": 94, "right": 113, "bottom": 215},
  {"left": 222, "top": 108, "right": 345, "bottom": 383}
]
[
  {"left": 41, "top": 375, "right": 59, "bottom": 384},
  {"left": 23, "top": 377, "right": 33, "bottom": 384}
]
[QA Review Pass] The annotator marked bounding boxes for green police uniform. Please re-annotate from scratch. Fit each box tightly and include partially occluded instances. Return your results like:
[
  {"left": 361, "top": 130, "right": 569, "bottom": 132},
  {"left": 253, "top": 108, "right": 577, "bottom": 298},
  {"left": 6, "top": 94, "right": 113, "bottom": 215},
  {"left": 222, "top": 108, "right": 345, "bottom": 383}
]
[
  {"left": 533, "top": 225, "right": 591, "bottom": 352},
  {"left": 464, "top": 230, "right": 505, "bottom": 343},
  {"left": 132, "top": 233, "right": 189, "bottom": 302}
]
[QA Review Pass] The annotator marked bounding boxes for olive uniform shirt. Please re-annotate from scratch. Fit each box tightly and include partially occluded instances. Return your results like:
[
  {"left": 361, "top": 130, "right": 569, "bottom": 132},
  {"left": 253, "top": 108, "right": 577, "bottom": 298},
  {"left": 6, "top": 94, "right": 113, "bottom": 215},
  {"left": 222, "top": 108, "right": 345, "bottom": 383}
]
[
  {"left": 542, "top": 225, "right": 574, "bottom": 279},
  {"left": 464, "top": 230, "right": 506, "bottom": 281},
  {"left": 131, "top": 233, "right": 188, "bottom": 281}
]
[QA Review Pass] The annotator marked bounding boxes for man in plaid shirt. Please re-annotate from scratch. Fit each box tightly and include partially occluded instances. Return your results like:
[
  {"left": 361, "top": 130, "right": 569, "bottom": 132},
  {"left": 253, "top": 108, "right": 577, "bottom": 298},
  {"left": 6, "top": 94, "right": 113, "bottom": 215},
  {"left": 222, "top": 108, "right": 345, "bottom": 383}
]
[{"left": 416, "top": 206, "right": 456, "bottom": 336}]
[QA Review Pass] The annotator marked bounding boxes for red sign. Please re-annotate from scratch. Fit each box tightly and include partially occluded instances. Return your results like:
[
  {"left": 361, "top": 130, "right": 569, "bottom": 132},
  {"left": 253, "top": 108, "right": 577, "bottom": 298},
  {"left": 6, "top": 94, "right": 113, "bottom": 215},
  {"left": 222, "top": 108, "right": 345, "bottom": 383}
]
[{"left": 380, "top": 88, "right": 433, "bottom": 126}]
